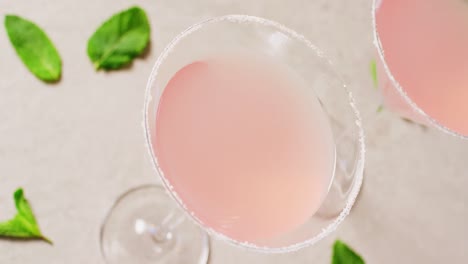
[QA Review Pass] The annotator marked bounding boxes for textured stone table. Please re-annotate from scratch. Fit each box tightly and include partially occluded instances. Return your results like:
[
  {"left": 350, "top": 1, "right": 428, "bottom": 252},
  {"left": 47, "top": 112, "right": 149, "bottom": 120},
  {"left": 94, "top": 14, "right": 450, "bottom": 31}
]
[{"left": 0, "top": 0, "right": 466, "bottom": 263}]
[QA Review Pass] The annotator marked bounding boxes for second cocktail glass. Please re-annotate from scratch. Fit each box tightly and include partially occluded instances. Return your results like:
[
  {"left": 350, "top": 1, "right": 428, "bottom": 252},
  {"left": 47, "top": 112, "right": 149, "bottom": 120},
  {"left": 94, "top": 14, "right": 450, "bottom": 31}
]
[{"left": 373, "top": 0, "right": 468, "bottom": 138}]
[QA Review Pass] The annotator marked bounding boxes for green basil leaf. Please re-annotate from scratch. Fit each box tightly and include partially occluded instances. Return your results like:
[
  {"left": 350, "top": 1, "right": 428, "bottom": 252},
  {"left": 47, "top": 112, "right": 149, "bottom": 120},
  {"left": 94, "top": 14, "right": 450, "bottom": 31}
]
[
  {"left": 370, "top": 59, "right": 378, "bottom": 89},
  {"left": 376, "top": 104, "right": 384, "bottom": 113},
  {"left": 0, "top": 188, "right": 52, "bottom": 244},
  {"left": 332, "top": 240, "right": 365, "bottom": 264},
  {"left": 4, "top": 15, "right": 62, "bottom": 82},
  {"left": 87, "top": 6, "right": 151, "bottom": 70}
]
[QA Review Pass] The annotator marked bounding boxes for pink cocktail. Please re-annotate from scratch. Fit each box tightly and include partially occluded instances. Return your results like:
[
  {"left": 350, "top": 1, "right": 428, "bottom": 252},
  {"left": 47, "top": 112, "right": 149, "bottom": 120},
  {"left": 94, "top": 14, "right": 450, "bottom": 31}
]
[
  {"left": 155, "top": 54, "right": 336, "bottom": 243},
  {"left": 373, "top": 0, "right": 468, "bottom": 137}
]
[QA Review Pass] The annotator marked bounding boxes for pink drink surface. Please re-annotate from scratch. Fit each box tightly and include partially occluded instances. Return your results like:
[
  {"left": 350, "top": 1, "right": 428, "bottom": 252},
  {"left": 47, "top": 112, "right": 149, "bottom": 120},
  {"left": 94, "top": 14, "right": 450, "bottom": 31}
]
[
  {"left": 154, "top": 55, "right": 335, "bottom": 244},
  {"left": 376, "top": 0, "right": 468, "bottom": 135}
]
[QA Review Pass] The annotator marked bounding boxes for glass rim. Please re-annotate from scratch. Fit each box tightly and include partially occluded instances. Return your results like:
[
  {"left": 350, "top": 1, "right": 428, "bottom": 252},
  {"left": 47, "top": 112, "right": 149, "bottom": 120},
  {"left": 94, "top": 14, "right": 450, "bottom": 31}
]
[
  {"left": 143, "top": 14, "right": 366, "bottom": 253},
  {"left": 372, "top": 0, "right": 468, "bottom": 140}
]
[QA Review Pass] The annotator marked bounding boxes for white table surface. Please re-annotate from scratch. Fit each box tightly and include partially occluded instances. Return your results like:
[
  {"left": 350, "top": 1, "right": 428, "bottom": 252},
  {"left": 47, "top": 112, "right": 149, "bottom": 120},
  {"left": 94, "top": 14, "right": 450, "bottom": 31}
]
[{"left": 1, "top": 0, "right": 467, "bottom": 263}]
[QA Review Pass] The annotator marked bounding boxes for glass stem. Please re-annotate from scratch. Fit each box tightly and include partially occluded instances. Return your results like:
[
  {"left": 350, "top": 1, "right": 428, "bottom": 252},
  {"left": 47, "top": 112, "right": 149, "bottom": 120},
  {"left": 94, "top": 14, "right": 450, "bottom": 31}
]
[{"left": 135, "top": 209, "right": 186, "bottom": 243}]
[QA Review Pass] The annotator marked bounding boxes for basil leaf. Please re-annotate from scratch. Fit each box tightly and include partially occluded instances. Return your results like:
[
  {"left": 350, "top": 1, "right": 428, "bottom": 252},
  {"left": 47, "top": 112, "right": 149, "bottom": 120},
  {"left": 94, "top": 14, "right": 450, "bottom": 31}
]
[
  {"left": 370, "top": 59, "right": 378, "bottom": 89},
  {"left": 332, "top": 240, "right": 365, "bottom": 264},
  {"left": 376, "top": 104, "right": 384, "bottom": 113},
  {"left": 0, "top": 188, "right": 52, "bottom": 244},
  {"left": 4, "top": 15, "right": 62, "bottom": 82},
  {"left": 87, "top": 6, "right": 150, "bottom": 70}
]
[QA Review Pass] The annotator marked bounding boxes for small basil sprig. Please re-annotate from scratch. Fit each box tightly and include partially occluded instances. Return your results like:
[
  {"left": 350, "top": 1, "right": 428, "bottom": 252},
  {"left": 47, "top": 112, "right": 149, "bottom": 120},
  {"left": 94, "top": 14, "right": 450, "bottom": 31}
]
[
  {"left": 370, "top": 59, "right": 378, "bottom": 89},
  {"left": 0, "top": 188, "right": 52, "bottom": 244},
  {"left": 332, "top": 240, "right": 365, "bottom": 264}
]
